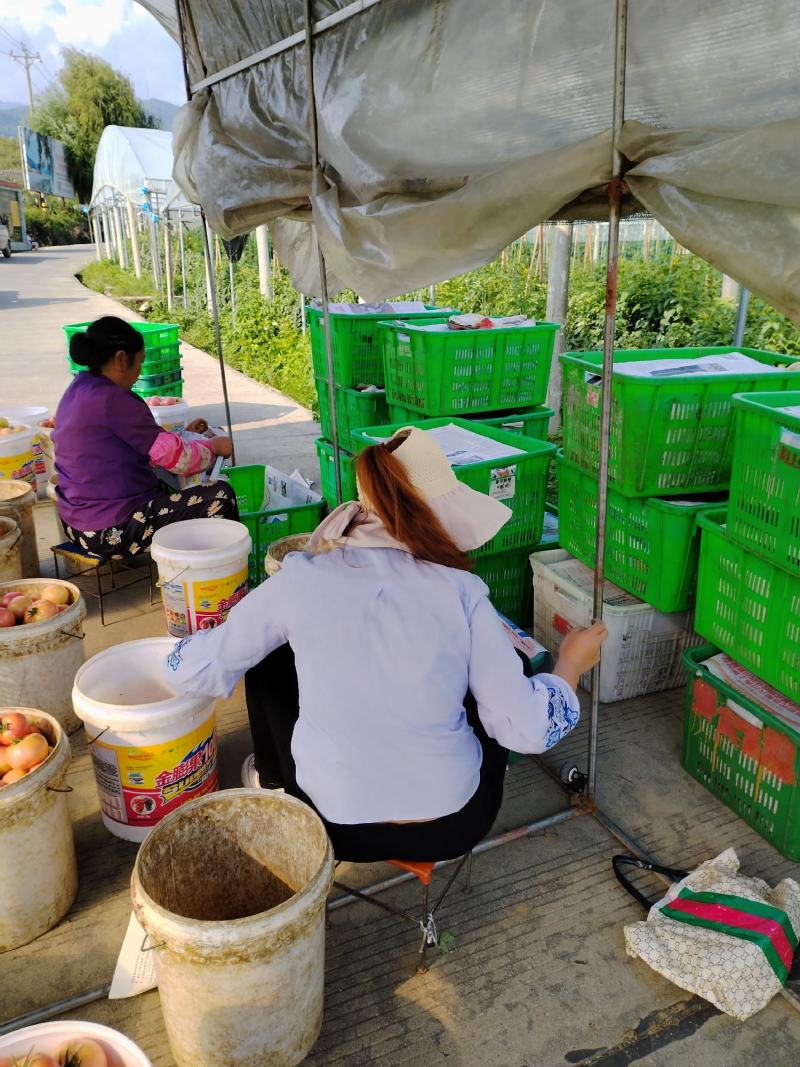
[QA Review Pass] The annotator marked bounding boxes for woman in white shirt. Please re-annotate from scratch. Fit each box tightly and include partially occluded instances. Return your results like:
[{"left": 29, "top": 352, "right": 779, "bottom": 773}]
[{"left": 166, "top": 426, "right": 606, "bottom": 861}]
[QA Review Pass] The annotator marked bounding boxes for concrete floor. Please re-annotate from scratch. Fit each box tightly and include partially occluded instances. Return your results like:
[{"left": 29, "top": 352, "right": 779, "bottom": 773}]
[{"left": 2, "top": 247, "right": 800, "bottom": 1066}]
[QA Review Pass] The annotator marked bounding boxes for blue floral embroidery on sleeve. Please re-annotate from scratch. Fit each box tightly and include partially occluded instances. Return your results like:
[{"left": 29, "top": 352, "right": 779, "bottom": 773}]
[
  {"left": 543, "top": 686, "right": 580, "bottom": 750},
  {"left": 167, "top": 636, "right": 192, "bottom": 672}
]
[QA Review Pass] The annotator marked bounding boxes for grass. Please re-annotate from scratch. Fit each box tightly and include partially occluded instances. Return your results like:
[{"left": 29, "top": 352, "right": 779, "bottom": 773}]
[{"left": 78, "top": 261, "right": 155, "bottom": 301}]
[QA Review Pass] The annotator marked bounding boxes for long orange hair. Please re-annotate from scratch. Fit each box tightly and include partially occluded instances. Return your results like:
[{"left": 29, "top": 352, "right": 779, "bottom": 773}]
[{"left": 355, "top": 435, "right": 473, "bottom": 572}]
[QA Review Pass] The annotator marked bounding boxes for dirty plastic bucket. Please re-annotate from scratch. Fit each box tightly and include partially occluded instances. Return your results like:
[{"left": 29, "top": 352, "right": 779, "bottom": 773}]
[
  {"left": 0, "top": 516, "right": 22, "bottom": 583},
  {"left": 0, "top": 1020, "right": 153, "bottom": 1066},
  {"left": 148, "top": 397, "right": 189, "bottom": 432},
  {"left": 0, "top": 421, "right": 37, "bottom": 492},
  {"left": 132, "top": 789, "right": 334, "bottom": 1067},
  {"left": 0, "top": 406, "right": 49, "bottom": 497},
  {"left": 0, "top": 709, "right": 77, "bottom": 951},
  {"left": 0, "top": 478, "right": 38, "bottom": 577},
  {"left": 150, "top": 518, "right": 251, "bottom": 637},
  {"left": 0, "top": 578, "right": 86, "bottom": 735},
  {"left": 72, "top": 638, "right": 218, "bottom": 842},
  {"left": 265, "top": 533, "right": 312, "bottom": 577}
]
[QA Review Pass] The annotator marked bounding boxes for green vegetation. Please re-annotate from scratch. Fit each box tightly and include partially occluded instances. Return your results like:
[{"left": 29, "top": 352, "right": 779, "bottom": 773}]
[
  {"left": 79, "top": 233, "right": 800, "bottom": 413},
  {"left": 0, "top": 135, "right": 19, "bottom": 173},
  {"left": 29, "top": 49, "right": 155, "bottom": 202},
  {"left": 78, "top": 260, "right": 155, "bottom": 299}
]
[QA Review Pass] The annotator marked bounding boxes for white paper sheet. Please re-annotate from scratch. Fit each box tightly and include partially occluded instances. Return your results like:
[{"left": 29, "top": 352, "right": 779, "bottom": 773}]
[
  {"left": 701, "top": 653, "right": 800, "bottom": 730},
  {"left": 320, "top": 301, "right": 430, "bottom": 315},
  {"left": 777, "top": 404, "right": 800, "bottom": 418},
  {"left": 612, "top": 351, "right": 785, "bottom": 380},
  {"left": 426, "top": 424, "right": 526, "bottom": 466},
  {"left": 109, "top": 912, "right": 157, "bottom": 999}
]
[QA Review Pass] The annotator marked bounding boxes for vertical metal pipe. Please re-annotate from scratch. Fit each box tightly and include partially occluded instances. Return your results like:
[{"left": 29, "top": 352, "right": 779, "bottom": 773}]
[
  {"left": 201, "top": 215, "right": 236, "bottom": 463},
  {"left": 733, "top": 288, "right": 751, "bottom": 346},
  {"left": 300, "top": 292, "right": 307, "bottom": 335},
  {"left": 256, "top": 223, "right": 272, "bottom": 299},
  {"left": 163, "top": 218, "right": 174, "bottom": 311},
  {"left": 126, "top": 200, "right": 142, "bottom": 278},
  {"left": 178, "top": 213, "right": 187, "bottom": 308},
  {"left": 428, "top": 283, "right": 436, "bottom": 306},
  {"left": 588, "top": 0, "right": 628, "bottom": 800},
  {"left": 229, "top": 258, "right": 236, "bottom": 327},
  {"left": 303, "top": 0, "right": 342, "bottom": 504}
]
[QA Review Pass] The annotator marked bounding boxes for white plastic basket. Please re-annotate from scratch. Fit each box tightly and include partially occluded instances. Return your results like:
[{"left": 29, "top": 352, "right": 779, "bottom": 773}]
[
  {"left": 529, "top": 548, "right": 696, "bottom": 703},
  {"left": 0, "top": 1020, "right": 153, "bottom": 1066}
]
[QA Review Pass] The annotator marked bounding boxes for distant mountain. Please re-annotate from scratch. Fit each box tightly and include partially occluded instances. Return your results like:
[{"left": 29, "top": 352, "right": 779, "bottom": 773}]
[
  {"left": 142, "top": 98, "right": 180, "bottom": 131},
  {"left": 0, "top": 104, "right": 27, "bottom": 139}
]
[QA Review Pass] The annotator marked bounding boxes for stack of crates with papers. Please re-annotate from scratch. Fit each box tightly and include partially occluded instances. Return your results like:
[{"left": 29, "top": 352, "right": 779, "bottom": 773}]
[
  {"left": 536, "top": 346, "right": 799, "bottom": 701},
  {"left": 63, "top": 321, "right": 184, "bottom": 399},
  {"left": 309, "top": 302, "right": 455, "bottom": 505},
  {"left": 353, "top": 417, "right": 556, "bottom": 624},
  {"left": 683, "top": 388, "right": 800, "bottom": 855}
]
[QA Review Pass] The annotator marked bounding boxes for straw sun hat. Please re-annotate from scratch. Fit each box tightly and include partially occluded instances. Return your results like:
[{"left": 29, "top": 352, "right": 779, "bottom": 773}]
[{"left": 360, "top": 426, "right": 513, "bottom": 551}]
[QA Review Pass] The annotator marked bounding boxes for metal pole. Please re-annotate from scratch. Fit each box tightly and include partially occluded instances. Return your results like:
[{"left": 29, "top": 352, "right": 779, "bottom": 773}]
[
  {"left": 303, "top": 0, "right": 343, "bottom": 504},
  {"left": 300, "top": 293, "right": 307, "bottom": 334},
  {"left": 201, "top": 215, "right": 236, "bottom": 463},
  {"left": 733, "top": 288, "right": 751, "bottom": 346},
  {"left": 229, "top": 258, "right": 236, "bottom": 327},
  {"left": 545, "top": 221, "right": 573, "bottom": 433},
  {"left": 163, "top": 217, "right": 174, "bottom": 311},
  {"left": 178, "top": 212, "right": 188, "bottom": 308},
  {"left": 126, "top": 200, "right": 142, "bottom": 278},
  {"left": 428, "top": 283, "right": 435, "bottom": 306},
  {"left": 588, "top": 0, "right": 628, "bottom": 801},
  {"left": 90, "top": 212, "right": 101, "bottom": 261},
  {"left": 115, "top": 202, "right": 128, "bottom": 270},
  {"left": 256, "top": 223, "right": 272, "bottom": 298}
]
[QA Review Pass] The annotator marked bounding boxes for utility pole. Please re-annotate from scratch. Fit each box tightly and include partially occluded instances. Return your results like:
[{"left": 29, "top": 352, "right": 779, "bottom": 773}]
[{"left": 7, "top": 44, "right": 41, "bottom": 110}]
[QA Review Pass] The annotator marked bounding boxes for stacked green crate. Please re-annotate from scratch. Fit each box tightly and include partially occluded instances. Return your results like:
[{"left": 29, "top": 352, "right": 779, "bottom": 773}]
[
  {"left": 63, "top": 320, "right": 184, "bottom": 398},
  {"left": 353, "top": 417, "right": 556, "bottom": 624},
  {"left": 556, "top": 347, "right": 799, "bottom": 611},
  {"left": 309, "top": 304, "right": 455, "bottom": 507}
]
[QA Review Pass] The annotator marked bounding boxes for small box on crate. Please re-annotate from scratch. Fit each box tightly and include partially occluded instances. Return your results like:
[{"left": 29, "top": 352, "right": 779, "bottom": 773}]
[{"left": 530, "top": 549, "right": 697, "bottom": 703}]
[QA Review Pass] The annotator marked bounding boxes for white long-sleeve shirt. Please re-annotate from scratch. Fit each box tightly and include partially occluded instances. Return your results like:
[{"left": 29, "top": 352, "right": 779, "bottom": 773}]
[{"left": 165, "top": 547, "right": 579, "bottom": 824}]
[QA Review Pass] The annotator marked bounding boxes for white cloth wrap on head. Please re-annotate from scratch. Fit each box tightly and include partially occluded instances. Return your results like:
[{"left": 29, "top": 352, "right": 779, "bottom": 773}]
[{"left": 354, "top": 425, "right": 513, "bottom": 551}]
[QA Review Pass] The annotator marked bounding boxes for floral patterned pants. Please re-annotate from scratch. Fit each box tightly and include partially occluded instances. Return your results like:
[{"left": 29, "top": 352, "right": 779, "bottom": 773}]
[{"left": 64, "top": 480, "right": 239, "bottom": 560}]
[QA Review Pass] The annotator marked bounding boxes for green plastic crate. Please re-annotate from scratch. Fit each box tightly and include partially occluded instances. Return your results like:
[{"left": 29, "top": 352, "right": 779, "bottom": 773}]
[
  {"left": 683, "top": 644, "right": 800, "bottom": 861},
  {"left": 63, "top": 321, "right": 181, "bottom": 364},
  {"left": 133, "top": 375, "right": 183, "bottom": 399},
  {"left": 315, "top": 380, "right": 389, "bottom": 453},
  {"left": 221, "top": 464, "right": 324, "bottom": 586},
  {"left": 557, "top": 453, "right": 723, "bottom": 612},
  {"left": 728, "top": 391, "right": 800, "bottom": 577},
  {"left": 382, "top": 319, "right": 559, "bottom": 415},
  {"left": 387, "top": 403, "right": 554, "bottom": 439},
  {"left": 136, "top": 367, "right": 184, "bottom": 390},
  {"left": 473, "top": 550, "right": 534, "bottom": 625},
  {"left": 353, "top": 417, "right": 555, "bottom": 557},
  {"left": 560, "top": 346, "right": 797, "bottom": 496},
  {"left": 315, "top": 438, "right": 358, "bottom": 508},
  {"left": 695, "top": 508, "right": 800, "bottom": 701},
  {"left": 307, "top": 305, "right": 454, "bottom": 388}
]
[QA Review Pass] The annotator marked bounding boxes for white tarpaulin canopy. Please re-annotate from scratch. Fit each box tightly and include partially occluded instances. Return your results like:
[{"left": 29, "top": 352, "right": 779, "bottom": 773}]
[
  {"left": 91, "top": 125, "right": 192, "bottom": 214},
  {"left": 136, "top": 0, "right": 800, "bottom": 317}
]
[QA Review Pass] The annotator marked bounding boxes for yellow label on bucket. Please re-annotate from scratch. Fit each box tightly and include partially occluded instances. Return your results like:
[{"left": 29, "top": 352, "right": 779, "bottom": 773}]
[
  {"left": 90, "top": 714, "right": 218, "bottom": 828},
  {"left": 0, "top": 449, "right": 35, "bottom": 487},
  {"left": 161, "top": 565, "right": 248, "bottom": 637}
]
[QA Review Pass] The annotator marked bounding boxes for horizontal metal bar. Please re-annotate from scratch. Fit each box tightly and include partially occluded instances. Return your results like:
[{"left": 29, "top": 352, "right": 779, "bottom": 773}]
[
  {"left": 190, "top": 0, "right": 387, "bottom": 94},
  {"left": 328, "top": 806, "right": 580, "bottom": 911},
  {"left": 0, "top": 985, "right": 111, "bottom": 1036}
]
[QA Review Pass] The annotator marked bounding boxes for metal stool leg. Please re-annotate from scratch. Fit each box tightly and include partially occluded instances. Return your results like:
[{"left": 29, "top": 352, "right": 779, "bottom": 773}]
[
  {"left": 52, "top": 552, "right": 61, "bottom": 579},
  {"left": 417, "top": 881, "right": 431, "bottom": 975},
  {"left": 463, "top": 851, "right": 473, "bottom": 894},
  {"left": 96, "top": 564, "right": 105, "bottom": 627}
]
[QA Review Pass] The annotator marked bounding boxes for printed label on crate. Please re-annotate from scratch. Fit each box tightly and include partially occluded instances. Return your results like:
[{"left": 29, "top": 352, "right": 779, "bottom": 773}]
[
  {"left": 90, "top": 717, "right": 218, "bottom": 828},
  {"left": 0, "top": 449, "right": 35, "bottom": 487},
  {"left": 586, "top": 385, "right": 601, "bottom": 407},
  {"left": 778, "top": 425, "right": 800, "bottom": 467},
  {"left": 192, "top": 566, "right": 248, "bottom": 631},
  {"left": 490, "top": 464, "right": 517, "bottom": 501}
]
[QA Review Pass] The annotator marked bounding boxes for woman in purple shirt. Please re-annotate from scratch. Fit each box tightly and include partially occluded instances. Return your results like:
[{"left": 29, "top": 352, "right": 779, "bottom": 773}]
[{"left": 53, "top": 317, "right": 238, "bottom": 559}]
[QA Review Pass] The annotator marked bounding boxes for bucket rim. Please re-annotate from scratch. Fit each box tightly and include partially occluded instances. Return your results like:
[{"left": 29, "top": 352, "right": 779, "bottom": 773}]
[
  {"left": 72, "top": 637, "right": 215, "bottom": 730},
  {"left": 0, "top": 708, "right": 70, "bottom": 808},
  {"left": 132, "top": 788, "right": 335, "bottom": 943},
  {"left": 150, "top": 517, "right": 251, "bottom": 561},
  {"left": 0, "top": 478, "right": 36, "bottom": 502},
  {"left": 0, "top": 1020, "right": 153, "bottom": 1065}
]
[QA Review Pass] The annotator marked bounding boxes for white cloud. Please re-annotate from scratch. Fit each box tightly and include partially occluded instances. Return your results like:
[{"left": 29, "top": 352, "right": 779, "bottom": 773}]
[{"left": 0, "top": 0, "right": 149, "bottom": 50}]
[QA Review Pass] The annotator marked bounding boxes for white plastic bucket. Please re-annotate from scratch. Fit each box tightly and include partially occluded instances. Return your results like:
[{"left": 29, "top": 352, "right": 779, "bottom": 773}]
[
  {"left": 0, "top": 516, "right": 22, "bottom": 583},
  {"left": 0, "top": 1020, "right": 153, "bottom": 1067},
  {"left": 0, "top": 478, "right": 38, "bottom": 577},
  {"left": 0, "top": 406, "right": 49, "bottom": 497},
  {"left": 150, "top": 518, "right": 251, "bottom": 637},
  {"left": 0, "top": 421, "right": 36, "bottom": 492},
  {"left": 147, "top": 397, "right": 189, "bottom": 432},
  {"left": 72, "top": 637, "right": 218, "bottom": 842},
  {"left": 0, "top": 709, "right": 77, "bottom": 951},
  {"left": 0, "top": 578, "right": 86, "bottom": 735},
  {"left": 132, "top": 789, "right": 334, "bottom": 1067}
]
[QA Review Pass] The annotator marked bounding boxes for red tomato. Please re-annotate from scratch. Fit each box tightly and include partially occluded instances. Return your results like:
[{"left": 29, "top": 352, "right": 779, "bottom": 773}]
[
  {"left": 28, "top": 1055, "right": 58, "bottom": 1067},
  {"left": 1, "top": 767, "right": 27, "bottom": 784},
  {"left": 0, "top": 711, "right": 29, "bottom": 745},
  {"left": 56, "top": 1041, "right": 108, "bottom": 1067},
  {"left": 7, "top": 732, "right": 48, "bottom": 770}
]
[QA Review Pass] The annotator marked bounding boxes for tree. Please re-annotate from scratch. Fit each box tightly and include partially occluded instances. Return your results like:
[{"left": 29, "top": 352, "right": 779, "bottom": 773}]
[{"left": 28, "top": 49, "right": 155, "bottom": 202}]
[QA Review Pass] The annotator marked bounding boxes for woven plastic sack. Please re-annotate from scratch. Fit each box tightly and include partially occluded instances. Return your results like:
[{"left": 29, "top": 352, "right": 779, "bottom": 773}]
[{"left": 622, "top": 848, "right": 800, "bottom": 1020}]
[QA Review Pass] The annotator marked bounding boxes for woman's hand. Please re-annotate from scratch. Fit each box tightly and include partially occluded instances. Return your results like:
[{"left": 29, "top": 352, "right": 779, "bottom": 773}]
[
  {"left": 209, "top": 435, "right": 234, "bottom": 459},
  {"left": 553, "top": 620, "right": 608, "bottom": 692},
  {"left": 186, "top": 418, "right": 209, "bottom": 434}
]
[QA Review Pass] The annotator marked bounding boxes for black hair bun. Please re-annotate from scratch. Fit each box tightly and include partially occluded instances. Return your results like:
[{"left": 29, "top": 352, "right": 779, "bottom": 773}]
[{"left": 69, "top": 332, "right": 94, "bottom": 366}]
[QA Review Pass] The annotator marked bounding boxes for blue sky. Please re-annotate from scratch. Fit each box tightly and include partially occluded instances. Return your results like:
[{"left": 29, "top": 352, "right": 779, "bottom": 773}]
[{"left": 0, "top": 0, "right": 185, "bottom": 106}]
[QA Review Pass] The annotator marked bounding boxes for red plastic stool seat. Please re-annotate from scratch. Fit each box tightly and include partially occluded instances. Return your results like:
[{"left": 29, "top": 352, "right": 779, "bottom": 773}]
[{"left": 387, "top": 859, "right": 436, "bottom": 886}]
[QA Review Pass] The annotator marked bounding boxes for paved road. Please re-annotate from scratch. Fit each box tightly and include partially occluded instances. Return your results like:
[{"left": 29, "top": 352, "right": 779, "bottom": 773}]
[{"left": 0, "top": 244, "right": 319, "bottom": 478}]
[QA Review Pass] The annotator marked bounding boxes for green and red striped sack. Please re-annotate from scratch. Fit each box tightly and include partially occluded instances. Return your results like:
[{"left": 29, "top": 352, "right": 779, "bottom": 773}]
[{"left": 620, "top": 848, "right": 800, "bottom": 1020}]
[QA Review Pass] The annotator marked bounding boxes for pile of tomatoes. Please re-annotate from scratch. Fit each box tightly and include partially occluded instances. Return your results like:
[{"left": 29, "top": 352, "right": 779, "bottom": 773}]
[
  {"left": 0, "top": 1038, "right": 109, "bottom": 1066},
  {"left": 0, "top": 712, "right": 54, "bottom": 786},
  {"left": 0, "top": 586, "right": 71, "bottom": 629}
]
